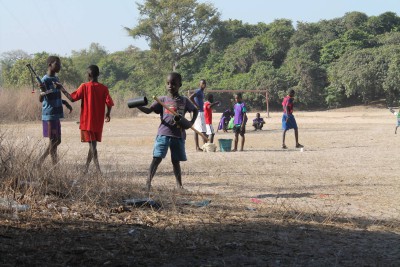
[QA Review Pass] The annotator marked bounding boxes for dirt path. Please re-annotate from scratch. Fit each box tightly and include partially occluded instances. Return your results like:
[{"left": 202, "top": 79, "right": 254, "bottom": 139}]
[{"left": 1, "top": 107, "right": 399, "bottom": 266}]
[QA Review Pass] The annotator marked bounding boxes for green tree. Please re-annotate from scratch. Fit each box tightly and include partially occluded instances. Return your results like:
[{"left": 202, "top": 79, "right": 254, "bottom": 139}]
[
  {"left": 71, "top": 43, "right": 108, "bottom": 81},
  {"left": 366, "top": 12, "right": 400, "bottom": 35},
  {"left": 383, "top": 52, "right": 400, "bottom": 106},
  {"left": 342, "top": 11, "right": 368, "bottom": 30},
  {"left": 320, "top": 29, "right": 374, "bottom": 64},
  {"left": 0, "top": 50, "right": 31, "bottom": 86},
  {"left": 260, "top": 19, "right": 294, "bottom": 67},
  {"left": 126, "top": 0, "right": 220, "bottom": 71},
  {"left": 327, "top": 47, "right": 400, "bottom": 104},
  {"left": 222, "top": 38, "right": 267, "bottom": 74},
  {"left": 3, "top": 52, "right": 49, "bottom": 89}
]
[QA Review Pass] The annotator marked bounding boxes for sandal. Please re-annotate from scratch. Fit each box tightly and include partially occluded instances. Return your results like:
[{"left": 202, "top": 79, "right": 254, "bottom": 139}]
[
  {"left": 282, "top": 145, "right": 287, "bottom": 149},
  {"left": 296, "top": 144, "right": 304, "bottom": 148}
]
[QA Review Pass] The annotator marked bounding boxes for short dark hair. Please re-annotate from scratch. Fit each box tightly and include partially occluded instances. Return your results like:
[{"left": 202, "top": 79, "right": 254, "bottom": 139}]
[
  {"left": 289, "top": 89, "right": 295, "bottom": 95},
  {"left": 200, "top": 79, "right": 206, "bottom": 84},
  {"left": 235, "top": 92, "right": 243, "bottom": 99},
  {"left": 207, "top": 94, "right": 213, "bottom": 101},
  {"left": 88, "top": 65, "right": 100, "bottom": 77},
  {"left": 47, "top": 56, "right": 60, "bottom": 65},
  {"left": 169, "top": 72, "right": 182, "bottom": 86}
]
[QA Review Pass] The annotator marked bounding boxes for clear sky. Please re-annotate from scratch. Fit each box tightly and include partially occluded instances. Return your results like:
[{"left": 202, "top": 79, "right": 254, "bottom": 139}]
[{"left": 0, "top": 0, "right": 398, "bottom": 56}]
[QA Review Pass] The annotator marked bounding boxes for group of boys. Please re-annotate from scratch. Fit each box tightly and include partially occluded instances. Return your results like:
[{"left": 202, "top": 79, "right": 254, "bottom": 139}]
[
  {"left": 37, "top": 56, "right": 114, "bottom": 175},
  {"left": 38, "top": 56, "right": 303, "bottom": 192}
]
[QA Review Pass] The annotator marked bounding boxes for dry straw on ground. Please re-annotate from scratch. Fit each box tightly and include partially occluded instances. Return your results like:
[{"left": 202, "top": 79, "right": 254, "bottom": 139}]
[{"left": 1, "top": 102, "right": 399, "bottom": 266}]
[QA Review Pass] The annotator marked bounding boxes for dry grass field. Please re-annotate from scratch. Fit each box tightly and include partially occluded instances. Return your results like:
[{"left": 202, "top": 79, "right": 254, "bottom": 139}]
[{"left": 1, "top": 106, "right": 400, "bottom": 266}]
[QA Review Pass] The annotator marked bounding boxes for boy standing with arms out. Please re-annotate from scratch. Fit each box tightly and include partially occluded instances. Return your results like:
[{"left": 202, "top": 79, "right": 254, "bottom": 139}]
[
  {"left": 138, "top": 72, "right": 198, "bottom": 191},
  {"left": 232, "top": 93, "right": 247, "bottom": 152},
  {"left": 60, "top": 65, "right": 114, "bottom": 174},
  {"left": 189, "top": 79, "right": 207, "bottom": 151},
  {"left": 282, "top": 89, "right": 303, "bottom": 149},
  {"left": 38, "top": 56, "right": 72, "bottom": 165},
  {"left": 203, "top": 94, "right": 220, "bottom": 143}
]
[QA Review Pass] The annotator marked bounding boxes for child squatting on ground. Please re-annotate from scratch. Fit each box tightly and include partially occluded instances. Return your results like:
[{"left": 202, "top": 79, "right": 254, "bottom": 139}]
[
  {"left": 389, "top": 107, "right": 400, "bottom": 134},
  {"left": 252, "top": 113, "right": 265, "bottom": 130},
  {"left": 137, "top": 72, "right": 198, "bottom": 191},
  {"left": 218, "top": 108, "right": 233, "bottom": 132},
  {"left": 58, "top": 65, "right": 114, "bottom": 174},
  {"left": 37, "top": 56, "right": 73, "bottom": 166},
  {"left": 232, "top": 93, "right": 247, "bottom": 152}
]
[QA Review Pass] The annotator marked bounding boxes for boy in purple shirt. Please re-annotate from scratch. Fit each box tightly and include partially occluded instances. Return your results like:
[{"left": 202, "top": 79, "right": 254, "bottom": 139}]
[
  {"left": 252, "top": 113, "right": 265, "bottom": 130},
  {"left": 138, "top": 72, "right": 198, "bottom": 191},
  {"left": 232, "top": 93, "right": 247, "bottom": 152}
]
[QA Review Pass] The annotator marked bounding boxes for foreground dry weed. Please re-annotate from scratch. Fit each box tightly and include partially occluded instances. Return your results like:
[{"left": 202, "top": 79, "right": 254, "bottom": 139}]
[{"left": 1, "top": 106, "right": 400, "bottom": 266}]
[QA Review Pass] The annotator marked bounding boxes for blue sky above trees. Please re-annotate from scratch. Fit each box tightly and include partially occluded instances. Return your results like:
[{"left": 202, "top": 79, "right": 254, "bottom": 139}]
[{"left": 0, "top": 0, "right": 398, "bottom": 56}]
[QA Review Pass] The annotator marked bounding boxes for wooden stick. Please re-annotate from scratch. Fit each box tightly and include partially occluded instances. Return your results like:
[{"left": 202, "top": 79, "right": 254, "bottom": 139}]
[{"left": 153, "top": 96, "right": 209, "bottom": 142}]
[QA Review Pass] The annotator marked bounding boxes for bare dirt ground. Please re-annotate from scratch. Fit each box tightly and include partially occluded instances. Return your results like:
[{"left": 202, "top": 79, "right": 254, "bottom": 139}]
[{"left": 1, "top": 106, "right": 400, "bottom": 266}]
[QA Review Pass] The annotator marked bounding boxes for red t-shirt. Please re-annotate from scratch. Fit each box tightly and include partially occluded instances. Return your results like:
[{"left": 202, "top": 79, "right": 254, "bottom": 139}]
[
  {"left": 282, "top": 96, "right": 294, "bottom": 114},
  {"left": 204, "top": 101, "right": 212, "bottom": 124},
  {"left": 71, "top": 81, "right": 114, "bottom": 133}
]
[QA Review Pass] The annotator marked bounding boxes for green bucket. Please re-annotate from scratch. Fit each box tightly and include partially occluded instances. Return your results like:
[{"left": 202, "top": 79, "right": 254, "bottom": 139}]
[{"left": 218, "top": 139, "right": 232, "bottom": 152}]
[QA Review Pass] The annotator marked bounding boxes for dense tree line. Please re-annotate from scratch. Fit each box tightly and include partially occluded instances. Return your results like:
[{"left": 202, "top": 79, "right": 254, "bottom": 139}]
[{"left": 1, "top": 0, "right": 399, "bottom": 110}]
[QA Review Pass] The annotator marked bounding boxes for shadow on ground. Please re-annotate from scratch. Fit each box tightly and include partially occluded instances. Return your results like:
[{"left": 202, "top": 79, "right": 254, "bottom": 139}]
[{"left": 1, "top": 209, "right": 399, "bottom": 266}]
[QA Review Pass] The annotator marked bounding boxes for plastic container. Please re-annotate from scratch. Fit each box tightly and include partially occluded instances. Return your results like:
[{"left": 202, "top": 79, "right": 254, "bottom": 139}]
[
  {"left": 218, "top": 139, "right": 232, "bottom": 152},
  {"left": 127, "top": 96, "right": 148, "bottom": 108}
]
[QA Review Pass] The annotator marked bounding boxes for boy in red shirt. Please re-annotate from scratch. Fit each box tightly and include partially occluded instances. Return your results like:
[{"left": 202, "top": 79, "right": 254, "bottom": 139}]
[
  {"left": 60, "top": 65, "right": 114, "bottom": 174},
  {"left": 203, "top": 94, "right": 220, "bottom": 143},
  {"left": 282, "top": 89, "right": 303, "bottom": 149}
]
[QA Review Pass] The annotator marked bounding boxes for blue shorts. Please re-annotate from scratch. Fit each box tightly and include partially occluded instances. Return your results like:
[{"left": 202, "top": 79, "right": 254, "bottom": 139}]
[
  {"left": 282, "top": 114, "right": 298, "bottom": 130},
  {"left": 153, "top": 135, "right": 187, "bottom": 162}
]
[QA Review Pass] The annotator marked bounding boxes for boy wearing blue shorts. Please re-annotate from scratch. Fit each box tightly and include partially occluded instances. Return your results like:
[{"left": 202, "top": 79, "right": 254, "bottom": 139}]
[
  {"left": 282, "top": 89, "right": 303, "bottom": 149},
  {"left": 138, "top": 72, "right": 198, "bottom": 191}
]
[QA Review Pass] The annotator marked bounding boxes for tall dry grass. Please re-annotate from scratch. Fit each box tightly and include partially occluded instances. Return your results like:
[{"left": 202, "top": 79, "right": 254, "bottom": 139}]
[
  {"left": 0, "top": 87, "right": 139, "bottom": 123},
  {"left": 0, "top": 129, "right": 143, "bottom": 214}
]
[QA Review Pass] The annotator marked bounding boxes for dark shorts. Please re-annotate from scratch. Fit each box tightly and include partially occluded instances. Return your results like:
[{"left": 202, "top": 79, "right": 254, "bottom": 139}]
[
  {"left": 233, "top": 124, "right": 245, "bottom": 136},
  {"left": 153, "top": 135, "right": 187, "bottom": 162},
  {"left": 81, "top": 130, "right": 102, "bottom": 142},
  {"left": 42, "top": 120, "right": 61, "bottom": 139},
  {"left": 282, "top": 114, "right": 298, "bottom": 130}
]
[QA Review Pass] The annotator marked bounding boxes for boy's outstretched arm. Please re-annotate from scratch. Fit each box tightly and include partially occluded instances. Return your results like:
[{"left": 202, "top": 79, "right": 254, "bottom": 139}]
[
  {"left": 55, "top": 81, "right": 75, "bottom": 102},
  {"left": 137, "top": 106, "right": 153, "bottom": 114},
  {"left": 62, "top": 100, "right": 73, "bottom": 114},
  {"left": 210, "top": 101, "right": 221, "bottom": 108}
]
